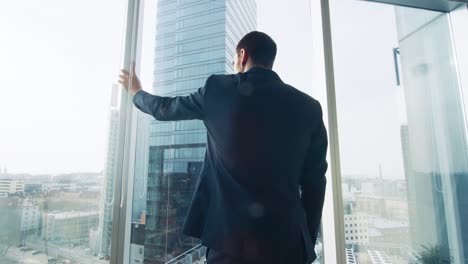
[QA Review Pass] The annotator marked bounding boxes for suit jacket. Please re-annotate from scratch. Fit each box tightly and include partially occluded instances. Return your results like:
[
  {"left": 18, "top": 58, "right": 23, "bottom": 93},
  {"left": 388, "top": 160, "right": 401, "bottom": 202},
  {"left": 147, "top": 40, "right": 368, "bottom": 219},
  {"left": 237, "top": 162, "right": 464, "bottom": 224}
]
[{"left": 133, "top": 67, "right": 328, "bottom": 263}]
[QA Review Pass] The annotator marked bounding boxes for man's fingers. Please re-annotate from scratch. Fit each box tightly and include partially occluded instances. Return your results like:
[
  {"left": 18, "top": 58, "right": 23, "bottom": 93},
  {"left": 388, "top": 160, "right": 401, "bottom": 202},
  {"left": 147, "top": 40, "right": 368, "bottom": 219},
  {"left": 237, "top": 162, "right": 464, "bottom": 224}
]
[
  {"left": 118, "top": 66, "right": 136, "bottom": 91},
  {"left": 118, "top": 74, "right": 129, "bottom": 86}
]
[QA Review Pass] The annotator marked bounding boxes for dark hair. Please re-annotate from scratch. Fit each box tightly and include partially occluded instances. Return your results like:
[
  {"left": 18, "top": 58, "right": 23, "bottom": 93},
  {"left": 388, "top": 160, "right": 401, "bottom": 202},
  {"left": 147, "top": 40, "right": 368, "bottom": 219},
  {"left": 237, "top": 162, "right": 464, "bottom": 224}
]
[{"left": 236, "top": 31, "right": 277, "bottom": 68}]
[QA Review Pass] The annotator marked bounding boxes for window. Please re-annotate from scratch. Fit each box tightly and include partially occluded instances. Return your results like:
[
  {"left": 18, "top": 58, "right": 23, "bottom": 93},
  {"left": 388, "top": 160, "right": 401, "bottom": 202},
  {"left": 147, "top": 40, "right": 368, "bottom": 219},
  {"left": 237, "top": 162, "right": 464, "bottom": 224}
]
[
  {"left": 1, "top": 0, "right": 127, "bottom": 263},
  {"left": 126, "top": 0, "right": 326, "bottom": 263},
  {"left": 328, "top": 0, "right": 468, "bottom": 262}
]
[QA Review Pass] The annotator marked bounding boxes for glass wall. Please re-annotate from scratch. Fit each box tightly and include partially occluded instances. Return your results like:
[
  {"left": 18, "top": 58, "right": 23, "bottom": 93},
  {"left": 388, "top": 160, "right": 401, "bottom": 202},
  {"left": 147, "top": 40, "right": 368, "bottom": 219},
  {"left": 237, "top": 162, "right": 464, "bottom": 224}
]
[
  {"left": 329, "top": 0, "right": 468, "bottom": 262},
  {"left": 127, "top": 0, "right": 327, "bottom": 263},
  {"left": 0, "top": 0, "right": 127, "bottom": 263},
  {"left": 396, "top": 7, "right": 468, "bottom": 262}
]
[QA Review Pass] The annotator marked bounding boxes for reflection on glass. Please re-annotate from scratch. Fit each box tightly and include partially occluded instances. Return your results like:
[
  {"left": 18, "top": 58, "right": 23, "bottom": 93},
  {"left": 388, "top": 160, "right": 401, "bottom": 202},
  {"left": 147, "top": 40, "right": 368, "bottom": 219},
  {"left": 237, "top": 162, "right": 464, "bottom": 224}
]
[
  {"left": 331, "top": 0, "right": 468, "bottom": 263},
  {"left": 396, "top": 7, "right": 468, "bottom": 263}
]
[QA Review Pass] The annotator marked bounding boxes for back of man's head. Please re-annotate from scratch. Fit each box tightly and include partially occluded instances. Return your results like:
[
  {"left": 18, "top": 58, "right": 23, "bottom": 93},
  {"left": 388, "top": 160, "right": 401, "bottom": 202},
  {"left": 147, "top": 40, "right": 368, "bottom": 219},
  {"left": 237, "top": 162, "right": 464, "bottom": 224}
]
[{"left": 236, "top": 31, "right": 277, "bottom": 69}]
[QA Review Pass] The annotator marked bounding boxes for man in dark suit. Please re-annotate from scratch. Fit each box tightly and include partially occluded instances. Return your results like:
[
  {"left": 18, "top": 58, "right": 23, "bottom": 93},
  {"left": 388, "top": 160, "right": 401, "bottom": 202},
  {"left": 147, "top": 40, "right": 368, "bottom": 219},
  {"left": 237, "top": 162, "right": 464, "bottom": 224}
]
[{"left": 119, "top": 31, "right": 328, "bottom": 264}]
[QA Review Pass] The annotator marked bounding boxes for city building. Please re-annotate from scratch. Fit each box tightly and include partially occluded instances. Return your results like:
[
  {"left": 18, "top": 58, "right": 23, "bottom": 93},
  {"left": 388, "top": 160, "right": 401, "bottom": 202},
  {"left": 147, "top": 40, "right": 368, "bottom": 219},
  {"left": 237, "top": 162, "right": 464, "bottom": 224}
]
[
  {"left": 367, "top": 250, "right": 392, "bottom": 264},
  {"left": 89, "top": 227, "right": 100, "bottom": 253},
  {"left": 368, "top": 217, "right": 409, "bottom": 245},
  {"left": 344, "top": 213, "right": 369, "bottom": 245},
  {"left": 131, "top": 112, "right": 151, "bottom": 223},
  {"left": 20, "top": 198, "right": 40, "bottom": 235},
  {"left": 0, "top": 177, "right": 24, "bottom": 197},
  {"left": 356, "top": 194, "right": 409, "bottom": 220},
  {"left": 345, "top": 248, "right": 357, "bottom": 264},
  {"left": 42, "top": 211, "right": 99, "bottom": 242},
  {"left": 98, "top": 83, "right": 121, "bottom": 256},
  {"left": 0, "top": 198, "right": 40, "bottom": 245},
  {"left": 130, "top": 222, "right": 145, "bottom": 264},
  {"left": 137, "top": 0, "right": 257, "bottom": 262},
  {"left": 24, "top": 183, "right": 43, "bottom": 194},
  {"left": 42, "top": 182, "right": 77, "bottom": 192},
  {"left": 0, "top": 198, "right": 22, "bottom": 245}
]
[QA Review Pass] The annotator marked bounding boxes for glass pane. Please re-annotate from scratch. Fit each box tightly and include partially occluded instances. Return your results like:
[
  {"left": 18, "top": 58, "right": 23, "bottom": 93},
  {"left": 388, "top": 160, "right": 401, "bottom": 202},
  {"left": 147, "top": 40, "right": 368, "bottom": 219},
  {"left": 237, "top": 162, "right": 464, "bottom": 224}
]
[
  {"left": 0, "top": 0, "right": 127, "bottom": 263},
  {"left": 396, "top": 6, "right": 468, "bottom": 262},
  {"left": 128, "top": 0, "right": 327, "bottom": 263},
  {"left": 330, "top": 0, "right": 468, "bottom": 262}
]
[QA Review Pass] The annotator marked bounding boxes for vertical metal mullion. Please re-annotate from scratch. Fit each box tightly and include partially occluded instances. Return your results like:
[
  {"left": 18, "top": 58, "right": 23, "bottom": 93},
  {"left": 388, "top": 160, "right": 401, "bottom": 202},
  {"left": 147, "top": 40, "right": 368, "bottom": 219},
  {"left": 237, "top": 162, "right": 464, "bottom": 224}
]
[
  {"left": 320, "top": 0, "right": 347, "bottom": 263},
  {"left": 122, "top": 0, "right": 146, "bottom": 262},
  {"left": 444, "top": 8, "right": 468, "bottom": 264},
  {"left": 110, "top": 0, "right": 141, "bottom": 263},
  {"left": 452, "top": 7, "right": 468, "bottom": 263}
]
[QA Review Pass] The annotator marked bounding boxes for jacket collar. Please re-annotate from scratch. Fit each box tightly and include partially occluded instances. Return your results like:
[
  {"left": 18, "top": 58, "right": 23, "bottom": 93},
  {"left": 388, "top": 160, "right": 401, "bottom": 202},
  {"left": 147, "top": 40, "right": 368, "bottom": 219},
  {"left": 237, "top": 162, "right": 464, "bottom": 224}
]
[{"left": 244, "top": 66, "right": 281, "bottom": 81}]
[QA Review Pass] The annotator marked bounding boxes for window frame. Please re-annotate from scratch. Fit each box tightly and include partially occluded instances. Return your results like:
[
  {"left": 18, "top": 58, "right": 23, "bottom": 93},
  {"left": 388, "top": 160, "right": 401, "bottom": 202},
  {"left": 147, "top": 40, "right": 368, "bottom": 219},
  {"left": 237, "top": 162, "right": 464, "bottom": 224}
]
[
  {"left": 318, "top": 0, "right": 461, "bottom": 263},
  {"left": 110, "top": 1, "right": 465, "bottom": 263},
  {"left": 109, "top": 0, "right": 143, "bottom": 263}
]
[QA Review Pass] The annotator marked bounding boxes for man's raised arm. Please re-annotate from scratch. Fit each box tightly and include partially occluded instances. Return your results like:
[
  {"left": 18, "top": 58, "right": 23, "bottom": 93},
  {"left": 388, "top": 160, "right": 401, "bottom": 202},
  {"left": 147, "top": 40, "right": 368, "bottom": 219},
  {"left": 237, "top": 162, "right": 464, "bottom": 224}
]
[
  {"left": 119, "top": 63, "right": 208, "bottom": 121},
  {"left": 132, "top": 88, "right": 206, "bottom": 121}
]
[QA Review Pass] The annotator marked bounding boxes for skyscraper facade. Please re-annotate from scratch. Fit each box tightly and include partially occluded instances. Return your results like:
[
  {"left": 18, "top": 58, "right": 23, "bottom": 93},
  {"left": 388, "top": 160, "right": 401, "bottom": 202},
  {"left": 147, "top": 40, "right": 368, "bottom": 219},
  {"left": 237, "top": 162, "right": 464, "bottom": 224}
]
[
  {"left": 99, "top": 83, "right": 121, "bottom": 256},
  {"left": 143, "top": 0, "right": 256, "bottom": 262}
]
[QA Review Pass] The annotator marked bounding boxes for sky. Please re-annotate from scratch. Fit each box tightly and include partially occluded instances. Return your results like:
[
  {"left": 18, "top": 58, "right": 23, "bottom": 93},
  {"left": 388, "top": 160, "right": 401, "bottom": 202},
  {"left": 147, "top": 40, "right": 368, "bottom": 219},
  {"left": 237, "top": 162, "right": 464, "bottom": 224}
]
[
  {"left": 0, "top": 0, "right": 127, "bottom": 174},
  {"left": 0, "top": 0, "right": 406, "bottom": 178},
  {"left": 328, "top": 0, "right": 405, "bottom": 179}
]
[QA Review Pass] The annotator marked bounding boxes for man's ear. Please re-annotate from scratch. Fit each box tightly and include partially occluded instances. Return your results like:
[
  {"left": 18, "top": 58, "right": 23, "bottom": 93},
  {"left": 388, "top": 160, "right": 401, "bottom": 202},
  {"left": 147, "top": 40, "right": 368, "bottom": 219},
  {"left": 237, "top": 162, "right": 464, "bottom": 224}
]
[{"left": 240, "top": 49, "right": 248, "bottom": 66}]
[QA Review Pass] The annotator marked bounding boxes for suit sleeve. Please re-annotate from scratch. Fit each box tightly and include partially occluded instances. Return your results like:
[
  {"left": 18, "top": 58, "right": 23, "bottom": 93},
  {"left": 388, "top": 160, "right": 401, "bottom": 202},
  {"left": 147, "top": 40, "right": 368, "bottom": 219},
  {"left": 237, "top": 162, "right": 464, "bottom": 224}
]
[
  {"left": 132, "top": 77, "right": 210, "bottom": 121},
  {"left": 300, "top": 102, "right": 328, "bottom": 247}
]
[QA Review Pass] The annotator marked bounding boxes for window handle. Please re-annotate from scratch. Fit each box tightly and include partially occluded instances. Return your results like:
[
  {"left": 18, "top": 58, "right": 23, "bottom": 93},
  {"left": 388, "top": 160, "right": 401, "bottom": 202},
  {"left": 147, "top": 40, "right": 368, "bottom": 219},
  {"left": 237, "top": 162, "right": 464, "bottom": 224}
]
[{"left": 393, "top": 47, "right": 401, "bottom": 86}]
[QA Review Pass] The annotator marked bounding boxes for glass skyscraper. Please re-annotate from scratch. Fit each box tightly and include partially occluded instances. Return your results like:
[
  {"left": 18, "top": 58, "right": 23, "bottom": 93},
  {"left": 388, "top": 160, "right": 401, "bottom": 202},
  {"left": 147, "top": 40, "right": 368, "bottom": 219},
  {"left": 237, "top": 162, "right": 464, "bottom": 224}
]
[
  {"left": 99, "top": 83, "right": 120, "bottom": 257},
  {"left": 141, "top": 1, "right": 256, "bottom": 263}
]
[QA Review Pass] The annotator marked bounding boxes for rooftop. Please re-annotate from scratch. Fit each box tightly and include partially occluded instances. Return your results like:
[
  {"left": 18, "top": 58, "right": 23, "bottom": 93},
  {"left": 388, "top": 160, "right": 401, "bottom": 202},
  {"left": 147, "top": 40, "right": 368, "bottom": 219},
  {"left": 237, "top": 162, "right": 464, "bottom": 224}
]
[{"left": 45, "top": 211, "right": 99, "bottom": 220}]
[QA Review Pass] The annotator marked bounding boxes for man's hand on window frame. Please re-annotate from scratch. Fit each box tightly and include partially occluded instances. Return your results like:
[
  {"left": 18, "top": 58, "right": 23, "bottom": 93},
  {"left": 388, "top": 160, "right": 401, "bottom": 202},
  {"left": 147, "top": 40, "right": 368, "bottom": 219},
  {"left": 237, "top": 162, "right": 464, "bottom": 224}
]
[{"left": 118, "top": 62, "right": 142, "bottom": 96}]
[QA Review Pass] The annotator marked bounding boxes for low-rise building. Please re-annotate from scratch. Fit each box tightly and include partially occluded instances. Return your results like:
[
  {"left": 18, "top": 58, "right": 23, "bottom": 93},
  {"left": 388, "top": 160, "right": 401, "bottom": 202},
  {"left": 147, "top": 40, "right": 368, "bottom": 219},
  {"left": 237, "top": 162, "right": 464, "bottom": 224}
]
[
  {"left": 356, "top": 194, "right": 409, "bottom": 220},
  {"left": 0, "top": 178, "right": 24, "bottom": 197},
  {"left": 0, "top": 197, "right": 40, "bottom": 244},
  {"left": 344, "top": 213, "right": 369, "bottom": 245},
  {"left": 368, "top": 217, "right": 409, "bottom": 245},
  {"left": 20, "top": 199, "right": 40, "bottom": 234},
  {"left": 42, "top": 211, "right": 99, "bottom": 243}
]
